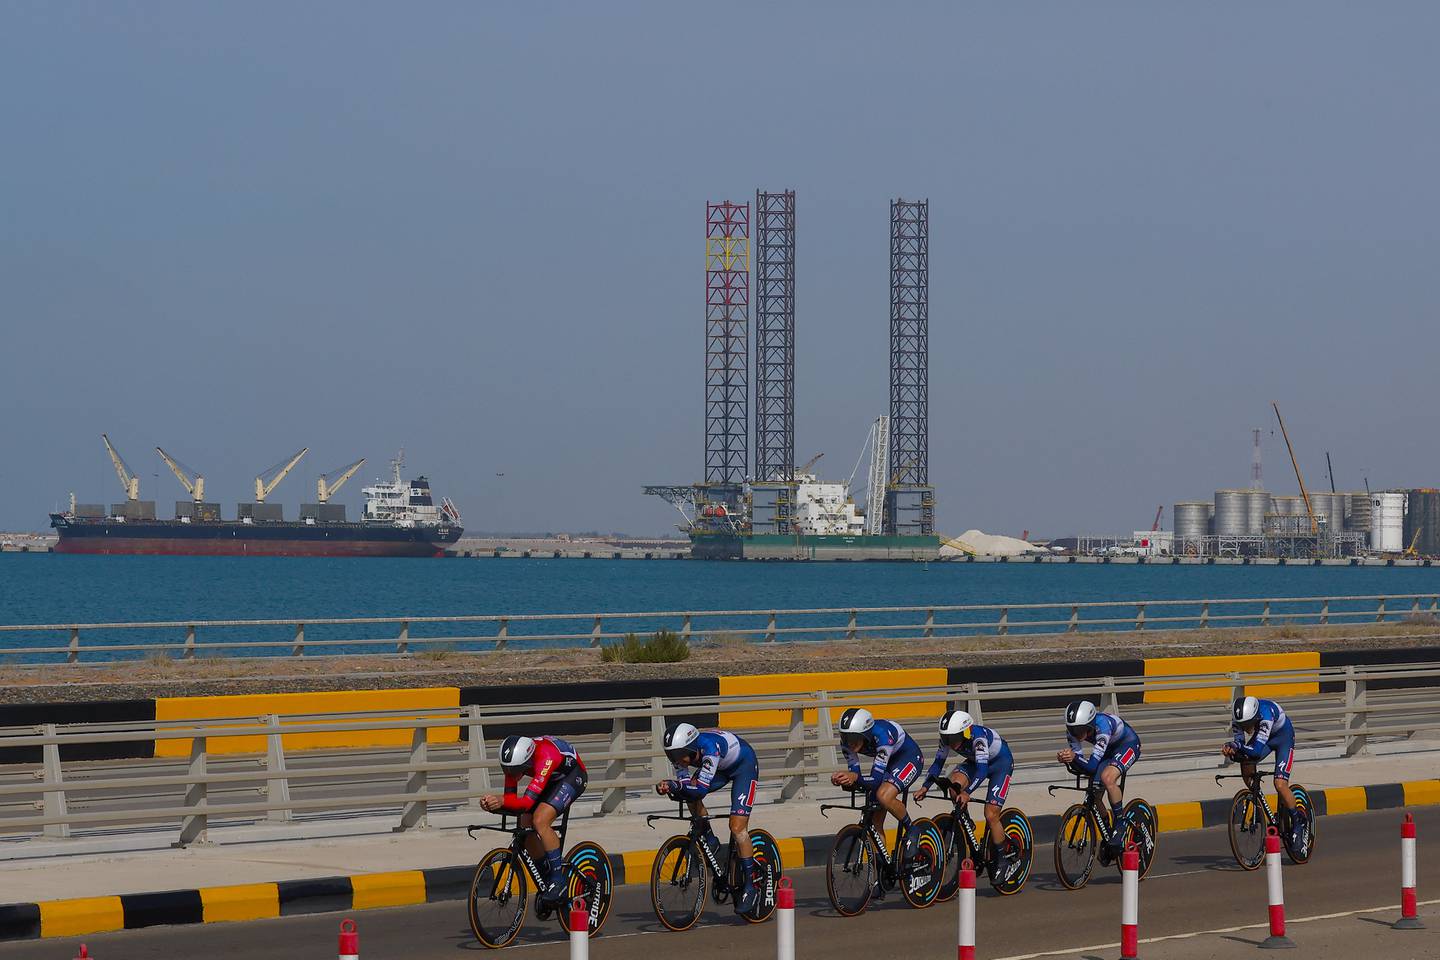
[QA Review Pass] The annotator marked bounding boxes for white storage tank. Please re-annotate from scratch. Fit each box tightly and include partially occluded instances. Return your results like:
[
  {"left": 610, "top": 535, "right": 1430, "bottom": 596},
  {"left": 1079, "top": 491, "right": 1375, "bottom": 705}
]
[
  {"left": 1214, "top": 489, "right": 1249, "bottom": 536},
  {"left": 1245, "top": 490, "right": 1272, "bottom": 534},
  {"left": 1174, "top": 501, "right": 1211, "bottom": 541},
  {"left": 1371, "top": 492, "right": 1406, "bottom": 553}
]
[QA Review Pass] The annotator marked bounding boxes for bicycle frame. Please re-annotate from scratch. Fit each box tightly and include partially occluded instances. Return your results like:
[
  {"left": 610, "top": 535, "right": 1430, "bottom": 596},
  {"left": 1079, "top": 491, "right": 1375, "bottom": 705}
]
[
  {"left": 820, "top": 788, "right": 906, "bottom": 871},
  {"left": 925, "top": 777, "right": 990, "bottom": 862},
  {"left": 1048, "top": 772, "right": 1125, "bottom": 848},
  {"left": 1216, "top": 770, "right": 1287, "bottom": 828},
  {"left": 467, "top": 811, "right": 574, "bottom": 896},
  {"left": 645, "top": 802, "right": 737, "bottom": 893}
]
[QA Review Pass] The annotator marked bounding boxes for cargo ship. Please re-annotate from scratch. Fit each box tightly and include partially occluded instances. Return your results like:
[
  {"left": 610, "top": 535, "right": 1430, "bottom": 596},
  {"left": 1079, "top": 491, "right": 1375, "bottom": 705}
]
[{"left": 51, "top": 440, "right": 462, "bottom": 557}]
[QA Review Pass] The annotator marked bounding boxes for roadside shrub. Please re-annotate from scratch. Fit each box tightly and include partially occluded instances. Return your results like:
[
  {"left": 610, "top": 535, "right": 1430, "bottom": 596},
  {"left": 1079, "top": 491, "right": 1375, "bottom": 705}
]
[{"left": 600, "top": 630, "right": 691, "bottom": 663}]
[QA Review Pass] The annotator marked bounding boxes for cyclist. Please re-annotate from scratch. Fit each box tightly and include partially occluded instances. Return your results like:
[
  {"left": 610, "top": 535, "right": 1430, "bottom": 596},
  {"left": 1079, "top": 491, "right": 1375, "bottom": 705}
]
[
  {"left": 1224, "top": 695, "right": 1306, "bottom": 845},
  {"left": 1056, "top": 700, "right": 1141, "bottom": 855},
  {"left": 480, "top": 735, "right": 588, "bottom": 905},
  {"left": 830, "top": 708, "right": 924, "bottom": 860},
  {"left": 657, "top": 723, "right": 762, "bottom": 914},
  {"left": 914, "top": 709, "right": 1020, "bottom": 880}
]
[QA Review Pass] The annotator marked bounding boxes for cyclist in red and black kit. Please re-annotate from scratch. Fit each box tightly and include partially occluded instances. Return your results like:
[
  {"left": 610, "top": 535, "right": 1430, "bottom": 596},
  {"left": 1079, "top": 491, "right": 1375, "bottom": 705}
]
[{"left": 481, "top": 735, "right": 588, "bottom": 904}]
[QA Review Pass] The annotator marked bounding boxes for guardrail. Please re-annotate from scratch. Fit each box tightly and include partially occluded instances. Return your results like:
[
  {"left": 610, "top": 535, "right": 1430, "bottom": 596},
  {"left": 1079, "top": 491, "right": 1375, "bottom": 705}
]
[
  {"left": 1, "top": 659, "right": 1437, "bottom": 847},
  {"left": 1, "top": 593, "right": 1438, "bottom": 662}
]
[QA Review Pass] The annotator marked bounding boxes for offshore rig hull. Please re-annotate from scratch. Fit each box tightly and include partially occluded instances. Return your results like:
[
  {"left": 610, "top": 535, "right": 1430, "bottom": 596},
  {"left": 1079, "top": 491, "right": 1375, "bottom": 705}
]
[{"left": 690, "top": 531, "right": 940, "bottom": 561}]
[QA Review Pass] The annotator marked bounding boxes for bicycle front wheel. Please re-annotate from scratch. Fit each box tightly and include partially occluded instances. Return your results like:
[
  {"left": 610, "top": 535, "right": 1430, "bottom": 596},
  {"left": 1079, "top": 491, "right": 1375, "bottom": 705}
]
[
  {"left": 650, "top": 835, "right": 706, "bottom": 932},
  {"left": 1228, "top": 790, "right": 1266, "bottom": 870},
  {"left": 469, "top": 848, "right": 528, "bottom": 948},
  {"left": 826, "top": 823, "right": 876, "bottom": 917},
  {"left": 559, "top": 840, "right": 614, "bottom": 936},
  {"left": 1054, "top": 803, "right": 1099, "bottom": 890},
  {"left": 932, "top": 812, "right": 963, "bottom": 902}
]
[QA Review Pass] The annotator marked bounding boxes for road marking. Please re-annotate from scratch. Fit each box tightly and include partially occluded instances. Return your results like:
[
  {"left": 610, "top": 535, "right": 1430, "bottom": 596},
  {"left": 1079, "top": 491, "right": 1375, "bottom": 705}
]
[{"left": 989, "top": 898, "right": 1440, "bottom": 960}]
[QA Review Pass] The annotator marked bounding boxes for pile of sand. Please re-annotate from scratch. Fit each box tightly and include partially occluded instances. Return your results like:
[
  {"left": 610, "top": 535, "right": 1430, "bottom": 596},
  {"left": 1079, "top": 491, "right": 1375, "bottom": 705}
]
[{"left": 940, "top": 529, "right": 1043, "bottom": 557}]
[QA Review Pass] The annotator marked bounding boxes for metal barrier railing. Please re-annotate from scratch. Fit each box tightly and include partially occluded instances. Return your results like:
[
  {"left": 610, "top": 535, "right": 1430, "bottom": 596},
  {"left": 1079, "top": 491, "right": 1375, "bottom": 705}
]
[
  {"left": 0, "top": 659, "right": 1437, "bottom": 847},
  {"left": 0, "top": 593, "right": 1438, "bottom": 662}
]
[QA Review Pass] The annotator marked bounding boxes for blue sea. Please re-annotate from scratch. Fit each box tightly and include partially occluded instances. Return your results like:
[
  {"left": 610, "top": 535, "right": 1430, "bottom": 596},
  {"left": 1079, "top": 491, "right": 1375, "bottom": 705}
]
[{"left": 2, "top": 554, "right": 1438, "bottom": 662}]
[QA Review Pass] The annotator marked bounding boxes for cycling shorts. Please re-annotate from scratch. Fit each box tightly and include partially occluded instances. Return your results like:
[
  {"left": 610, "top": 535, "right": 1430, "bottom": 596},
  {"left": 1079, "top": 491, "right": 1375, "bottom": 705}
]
[
  {"left": 705, "top": 741, "right": 760, "bottom": 817},
  {"left": 1103, "top": 738, "right": 1141, "bottom": 776},
  {"left": 1265, "top": 723, "right": 1296, "bottom": 781},
  {"left": 536, "top": 763, "right": 587, "bottom": 815},
  {"left": 871, "top": 739, "right": 924, "bottom": 795},
  {"left": 955, "top": 745, "right": 1015, "bottom": 807}
]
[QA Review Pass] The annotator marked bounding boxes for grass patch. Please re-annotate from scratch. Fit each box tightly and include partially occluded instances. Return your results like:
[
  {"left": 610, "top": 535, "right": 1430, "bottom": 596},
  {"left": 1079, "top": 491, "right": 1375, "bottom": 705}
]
[
  {"left": 600, "top": 630, "right": 691, "bottom": 663},
  {"left": 417, "top": 644, "right": 456, "bottom": 662}
]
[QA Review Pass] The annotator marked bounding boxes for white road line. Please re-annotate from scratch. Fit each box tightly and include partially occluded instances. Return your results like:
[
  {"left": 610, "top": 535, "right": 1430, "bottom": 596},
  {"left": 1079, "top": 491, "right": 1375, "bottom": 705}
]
[{"left": 988, "top": 898, "right": 1440, "bottom": 960}]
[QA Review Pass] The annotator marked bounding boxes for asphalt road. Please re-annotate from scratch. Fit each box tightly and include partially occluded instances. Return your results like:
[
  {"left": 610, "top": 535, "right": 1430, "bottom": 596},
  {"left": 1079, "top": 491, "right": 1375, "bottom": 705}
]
[{"left": 16, "top": 807, "right": 1439, "bottom": 959}]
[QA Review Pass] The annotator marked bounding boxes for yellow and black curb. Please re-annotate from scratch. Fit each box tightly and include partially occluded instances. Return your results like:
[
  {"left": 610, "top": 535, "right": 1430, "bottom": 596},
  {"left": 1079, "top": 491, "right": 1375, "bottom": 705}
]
[{"left": 4, "top": 778, "right": 1436, "bottom": 942}]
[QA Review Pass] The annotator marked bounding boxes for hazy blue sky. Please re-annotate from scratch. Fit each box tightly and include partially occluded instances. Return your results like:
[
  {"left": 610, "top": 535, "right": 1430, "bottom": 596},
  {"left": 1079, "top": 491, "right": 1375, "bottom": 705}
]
[{"left": 3, "top": 4, "right": 1438, "bottom": 537}]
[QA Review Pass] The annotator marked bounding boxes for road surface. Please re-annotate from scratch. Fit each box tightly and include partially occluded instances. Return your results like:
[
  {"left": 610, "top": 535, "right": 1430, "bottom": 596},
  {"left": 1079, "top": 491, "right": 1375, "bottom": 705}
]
[{"left": 15, "top": 807, "right": 1438, "bottom": 958}]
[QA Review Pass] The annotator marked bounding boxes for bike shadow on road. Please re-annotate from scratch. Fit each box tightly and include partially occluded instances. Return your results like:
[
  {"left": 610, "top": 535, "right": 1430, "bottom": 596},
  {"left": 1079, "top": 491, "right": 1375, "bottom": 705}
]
[{"left": 1167, "top": 853, "right": 1245, "bottom": 872}]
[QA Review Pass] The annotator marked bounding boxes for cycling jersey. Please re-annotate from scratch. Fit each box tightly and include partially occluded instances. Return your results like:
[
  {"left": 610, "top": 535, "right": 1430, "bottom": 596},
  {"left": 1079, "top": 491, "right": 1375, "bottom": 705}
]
[
  {"left": 1068, "top": 712, "right": 1141, "bottom": 776},
  {"left": 844, "top": 718, "right": 923, "bottom": 792},
  {"left": 926, "top": 724, "right": 1015, "bottom": 806},
  {"left": 501, "top": 736, "right": 587, "bottom": 813},
  {"left": 1231, "top": 699, "right": 1296, "bottom": 780},
  {"left": 669, "top": 729, "right": 761, "bottom": 817}
]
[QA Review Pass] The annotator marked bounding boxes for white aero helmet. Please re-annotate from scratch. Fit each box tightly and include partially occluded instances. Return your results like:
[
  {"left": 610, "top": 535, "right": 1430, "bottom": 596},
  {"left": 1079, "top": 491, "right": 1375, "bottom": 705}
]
[
  {"left": 1064, "top": 700, "right": 1098, "bottom": 732},
  {"left": 663, "top": 722, "right": 701, "bottom": 763},
  {"left": 499, "top": 735, "right": 536, "bottom": 770},
  {"left": 938, "top": 709, "right": 974, "bottom": 746},
  {"left": 838, "top": 707, "right": 875, "bottom": 747},
  {"left": 1233, "top": 695, "right": 1261, "bottom": 724}
]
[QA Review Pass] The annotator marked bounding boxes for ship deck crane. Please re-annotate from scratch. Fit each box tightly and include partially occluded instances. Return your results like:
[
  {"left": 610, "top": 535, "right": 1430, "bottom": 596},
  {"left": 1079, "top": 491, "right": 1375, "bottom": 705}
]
[
  {"left": 797, "top": 452, "right": 823, "bottom": 476},
  {"left": 317, "top": 458, "right": 365, "bottom": 503},
  {"left": 101, "top": 434, "right": 139, "bottom": 501},
  {"left": 156, "top": 447, "right": 204, "bottom": 502},
  {"left": 255, "top": 448, "right": 308, "bottom": 503}
]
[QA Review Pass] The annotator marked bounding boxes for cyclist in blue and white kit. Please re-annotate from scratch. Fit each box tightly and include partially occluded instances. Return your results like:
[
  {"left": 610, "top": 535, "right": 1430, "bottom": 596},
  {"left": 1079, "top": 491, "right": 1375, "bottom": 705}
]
[
  {"left": 830, "top": 708, "right": 924, "bottom": 858},
  {"left": 1057, "top": 700, "right": 1141, "bottom": 855},
  {"left": 1224, "top": 696, "right": 1306, "bottom": 845},
  {"left": 914, "top": 710, "right": 1020, "bottom": 878},
  {"left": 656, "top": 723, "right": 761, "bottom": 914}
]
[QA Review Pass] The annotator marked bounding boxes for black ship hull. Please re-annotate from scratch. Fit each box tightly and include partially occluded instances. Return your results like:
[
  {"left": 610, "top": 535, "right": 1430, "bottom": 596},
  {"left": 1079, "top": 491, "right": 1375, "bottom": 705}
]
[{"left": 49, "top": 515, "right": 462, "bottom": 558}]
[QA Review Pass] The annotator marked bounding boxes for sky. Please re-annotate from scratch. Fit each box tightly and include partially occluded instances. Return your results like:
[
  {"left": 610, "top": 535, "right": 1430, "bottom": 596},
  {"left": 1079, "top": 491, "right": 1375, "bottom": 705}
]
[{"left": 3, "top": 3, "right": 1438, "bottom": 538}]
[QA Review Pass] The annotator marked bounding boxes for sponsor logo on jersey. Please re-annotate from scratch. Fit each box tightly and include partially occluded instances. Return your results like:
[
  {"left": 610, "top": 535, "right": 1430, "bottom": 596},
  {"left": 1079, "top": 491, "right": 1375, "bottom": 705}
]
[{"left": 897, "top": 762, "right": 917, "bottom": 783}]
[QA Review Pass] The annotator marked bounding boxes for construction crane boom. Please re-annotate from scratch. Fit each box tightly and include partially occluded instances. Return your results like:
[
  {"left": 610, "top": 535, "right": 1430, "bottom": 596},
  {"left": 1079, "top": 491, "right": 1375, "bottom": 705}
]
[
  {"left": 1151, "top": 505, "right": 1163, "bottom": 532},
  {"left": 317, "top": 458, "right": 365, "bottom": 503},
  {"left": 798, "top": 452, "right": 824, "bottom": 475},
  {"left": 101, "top": 434, "right": 139, "bottom": 501},
  {"left": 1272, "top": 402, "right": 1317, "bottom": 535},
  {"left": 255, "top": 448, "right": 309, "bottom": 503},
  {"left": 156, "top": 447, "right": 204, "bottom": 502}
]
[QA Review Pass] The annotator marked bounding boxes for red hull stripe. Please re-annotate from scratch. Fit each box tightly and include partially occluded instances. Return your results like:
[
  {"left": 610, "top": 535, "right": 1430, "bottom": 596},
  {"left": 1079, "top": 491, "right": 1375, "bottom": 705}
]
[{"left": 53, "top": 538, "right": 445, "bottom": 558}]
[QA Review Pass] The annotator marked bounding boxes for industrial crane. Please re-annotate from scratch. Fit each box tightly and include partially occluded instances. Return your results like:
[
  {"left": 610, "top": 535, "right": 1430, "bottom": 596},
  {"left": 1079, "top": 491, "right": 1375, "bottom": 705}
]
[
  {"left": 156, "top": 447, "right": 204, "bottom": 503},
  {"left": 1272, "top": 402, "right": 1318, "bottom": 535},
  {"left": 255, "top": 448, "right": 308, "bottom": 503},
  {"left": 798, "top": 452, "right": 824, "bottom": 476},
  {"left": 317, "top": 458, "right": 365, "bottom": 503},
  {"left": 1151, "top": 505, "right": 1163, "bottom": 532},
  {"left": 101, "top": 434, "right": 139, "bottom": 502}
]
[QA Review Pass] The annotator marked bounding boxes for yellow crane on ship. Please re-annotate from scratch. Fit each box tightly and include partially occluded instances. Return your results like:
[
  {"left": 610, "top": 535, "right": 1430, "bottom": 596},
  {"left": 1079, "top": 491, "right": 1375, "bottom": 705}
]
[
  {"left": 101, "top": 434, "right": 139, "bottom": 502},
  {"left": 156, "top": 447, "right": 204, "bottom": 503},
  {"left": 254, "top": 448, "right": 309, "bottom": 503},
  {"left": 316, "top": 458, "right": 365, "bottom": 503}
]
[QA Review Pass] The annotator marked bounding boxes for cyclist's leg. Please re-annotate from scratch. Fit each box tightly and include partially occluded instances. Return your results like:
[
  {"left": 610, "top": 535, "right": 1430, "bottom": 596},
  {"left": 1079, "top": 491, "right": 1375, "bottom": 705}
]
[
  {"left": 534, "top": 767, "right": 586, "bottom": 899},
  {"left": 727, "top": 747, "right": 760, "bottom": 909},
  {"left": 982, "top": 755, "right": 1013, "bottom": 848},
  {"left": 1271, "top": 726, "right": 1298, "bottom": 813},
  {"left": 1100, "top": 742, "right": 1139, "bottom": 847}
]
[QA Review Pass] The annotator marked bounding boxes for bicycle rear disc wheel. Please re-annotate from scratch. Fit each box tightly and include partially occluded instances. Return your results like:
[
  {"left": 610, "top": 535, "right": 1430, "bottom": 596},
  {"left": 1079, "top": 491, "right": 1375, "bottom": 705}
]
[
  {"left": 468, "top": 848, "right": 528, "bottom": 948},
  {"left": 1228, "top": 791, "right": 1266, "bottom": 870},
  {"left": 559, "top": 841, "right": 614, "bottom": 935},
  {"left": 650, "top": 835, "right": 706, "bottom": 932},
  {"left": 1284, "top": 784, "right": 1315, "bottom": 864},
  {"left": 899, "top": 817, "right": 945, "bottom": 909},
  {"left": 1122, "top": 799, "right": 1159, "bottom": 879},
  {"left": 1054, "top": 804, "right": 1098, "bottom": 890},
  {"left": 932, "top": 813, "right": 963, "bottom": 902},
  {"left": 991, "top": 808, "right": 1033, "bottom": 896},
  {"left": 740, "top": 828, "right": 781, "bottom": 923},
  {"left": 825, "top": 823, "right": 876, "bottom": 917}
]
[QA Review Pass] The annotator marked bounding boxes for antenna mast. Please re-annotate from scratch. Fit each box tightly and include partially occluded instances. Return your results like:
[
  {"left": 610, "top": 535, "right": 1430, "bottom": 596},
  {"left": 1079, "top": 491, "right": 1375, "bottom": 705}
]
[{"left": 1250, "top": 428, "right": 1263, "bottom": 489}]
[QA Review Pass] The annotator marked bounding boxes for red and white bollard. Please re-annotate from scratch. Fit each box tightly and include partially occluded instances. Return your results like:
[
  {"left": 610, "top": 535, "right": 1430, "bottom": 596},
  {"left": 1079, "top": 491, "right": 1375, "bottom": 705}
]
[
  {"left": 1396, "top": 813, "right": 1424, "bottom": 930},
  {"left": 957, "top": 858, "right": 976, "bottom": 960},
  {"left": 74, "top": 947, "right": 91, "bottom": 959},
  {"left": 1260, "top": 827, "right": 1295, "bottom": 949},
  {"left": 337, "top": 918, "right": 358, "bottom": 960},
  {"left": 569, "top": 898, "right": 589, "bottom": 960},
  {"left": 776, "top": 876, "right": 795, "bottom": 960},
  {"left": 1120, "top": 842, "right": 1140, "bottom": 960}
]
